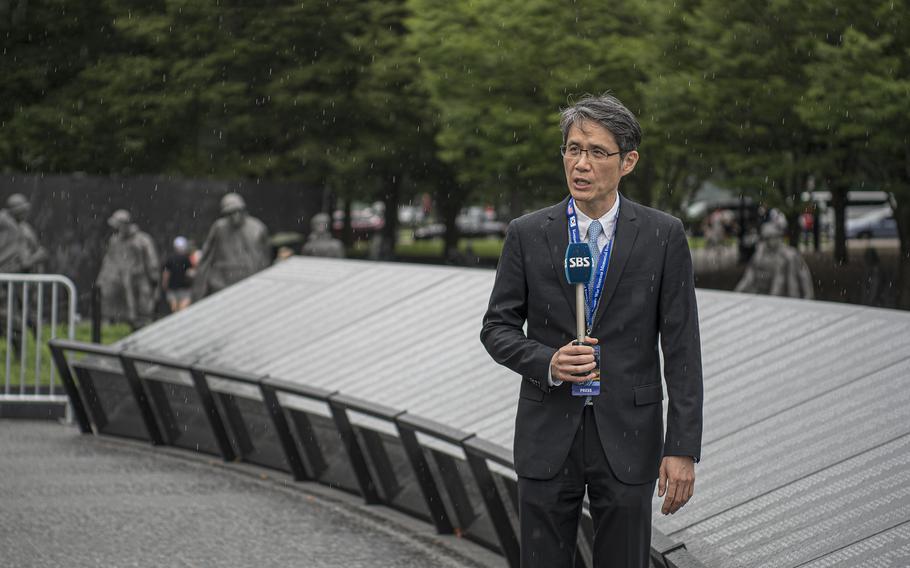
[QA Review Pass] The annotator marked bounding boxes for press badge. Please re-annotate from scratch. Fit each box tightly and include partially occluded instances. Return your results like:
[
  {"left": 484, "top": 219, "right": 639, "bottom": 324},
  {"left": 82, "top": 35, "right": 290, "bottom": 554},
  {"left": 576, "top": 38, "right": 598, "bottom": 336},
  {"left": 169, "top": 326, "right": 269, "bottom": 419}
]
[{"left": 572, "top": 344, "right": 601, "bottom": 397}]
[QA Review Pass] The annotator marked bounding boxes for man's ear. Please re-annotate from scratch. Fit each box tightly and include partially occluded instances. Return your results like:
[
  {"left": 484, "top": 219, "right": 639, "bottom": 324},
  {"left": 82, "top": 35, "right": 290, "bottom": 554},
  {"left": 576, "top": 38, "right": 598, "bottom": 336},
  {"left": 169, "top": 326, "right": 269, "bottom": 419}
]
[{"left": 620, "top": 150, "right": 639, "bottom": 177}]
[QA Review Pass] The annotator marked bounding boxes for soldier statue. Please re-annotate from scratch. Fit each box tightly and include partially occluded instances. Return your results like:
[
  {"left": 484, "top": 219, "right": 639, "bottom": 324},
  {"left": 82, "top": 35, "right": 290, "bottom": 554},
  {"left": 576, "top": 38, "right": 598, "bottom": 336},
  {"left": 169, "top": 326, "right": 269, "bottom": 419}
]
[
  {"left": 193, "top": 193, "right": 270, "bottom": 298},
  {"left": 5, "top": 194, "right": 47, "bottom": 272},
  {"left": 735, "top": 222, "right": 814, "bottom": 299},
  {"left": 95, "top": 210, "right": 160, "bottom": 328},
  {"left": 0, "top": 202, "right": 24, "bottom": 273},
  {"left": 0, "top": 198, "right": 28, "bottom": 349},
  {"left": 301, "top": 212, "right": 344, "bottom": 258}
]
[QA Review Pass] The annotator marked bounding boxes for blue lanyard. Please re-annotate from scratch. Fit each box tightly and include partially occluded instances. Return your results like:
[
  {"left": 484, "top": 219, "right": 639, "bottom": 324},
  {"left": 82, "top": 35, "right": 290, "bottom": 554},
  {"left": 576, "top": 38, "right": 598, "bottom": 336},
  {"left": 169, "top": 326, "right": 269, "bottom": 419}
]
[{"left": 566, "top": 197, "right": 619, "bottom": 331}]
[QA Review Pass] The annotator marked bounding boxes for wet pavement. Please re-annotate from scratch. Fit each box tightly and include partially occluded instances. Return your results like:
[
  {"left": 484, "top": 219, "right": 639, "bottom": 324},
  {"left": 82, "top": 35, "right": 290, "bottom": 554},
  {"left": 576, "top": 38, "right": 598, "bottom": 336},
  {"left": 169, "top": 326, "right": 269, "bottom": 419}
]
[{"left": 0, "top": 420, "right": 504, "bottom": 568}]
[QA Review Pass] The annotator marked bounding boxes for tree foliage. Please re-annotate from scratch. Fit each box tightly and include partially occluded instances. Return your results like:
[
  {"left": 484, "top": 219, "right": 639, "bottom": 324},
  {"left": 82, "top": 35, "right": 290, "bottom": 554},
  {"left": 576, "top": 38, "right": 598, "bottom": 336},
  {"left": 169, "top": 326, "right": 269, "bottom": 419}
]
[
  {"left": 407, "top": 0, "right": 653, "bottom": 216},
  {"left": 1, "top": 0, "right": 909, "bottom": 301}
]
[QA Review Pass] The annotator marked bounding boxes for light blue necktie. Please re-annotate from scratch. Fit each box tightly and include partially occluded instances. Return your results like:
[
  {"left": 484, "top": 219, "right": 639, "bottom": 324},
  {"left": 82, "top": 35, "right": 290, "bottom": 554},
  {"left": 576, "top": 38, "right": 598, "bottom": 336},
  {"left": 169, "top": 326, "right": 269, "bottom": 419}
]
[{"left": 587, "top": 220, "right": 603, "bottom": 287}]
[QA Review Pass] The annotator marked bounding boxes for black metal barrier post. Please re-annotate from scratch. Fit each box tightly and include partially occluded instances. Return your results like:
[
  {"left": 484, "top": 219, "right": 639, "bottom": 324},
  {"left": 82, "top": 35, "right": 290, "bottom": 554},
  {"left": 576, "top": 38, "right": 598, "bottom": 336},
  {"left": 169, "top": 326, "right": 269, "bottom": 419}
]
[
  {"left": 395, "top": 413, "right": 475, "bottom": 536},
  {"left": 192, "top": 365, "right": 296, "bottom": 472},
  {"left": 266, "top": 376, "right": 337, "bottom": 482},
  {"left": 47, "top": 339, "right": 129, "bottom": 435},
  {"left": 110, "top": 352, "right": 238, "bottom": 462},
  {"left": 189, "top": 367, "right": 236, "bottom": 462},
  {"left": 47, "top": 340, "right": 92, "bottom": 433},
  {"left": 115, "top": 354, "right": 164, "bottom": 445},
  {"left": 651, "top": 528, "right": 694, "bottom": 568},
  {"left": 361, "top": 428, "right": 402, "bottom": 501},
  {"left": 260, "top": 380, "right": 308, "bottom": 482},
  {"left": 90, "top": 285, "right": 102, "bottom": 344},
  {"left": 462, "top": 436, "right": 521, "bottom": 568},
  {"left": 72, "top": 365, "right": 109, "bottom": 431},
  {"left": 327, "top": 393, "right": 400, "bottom": 505},
  {"left": 289, "top": 410, "right": 328, "bottom": 478}
]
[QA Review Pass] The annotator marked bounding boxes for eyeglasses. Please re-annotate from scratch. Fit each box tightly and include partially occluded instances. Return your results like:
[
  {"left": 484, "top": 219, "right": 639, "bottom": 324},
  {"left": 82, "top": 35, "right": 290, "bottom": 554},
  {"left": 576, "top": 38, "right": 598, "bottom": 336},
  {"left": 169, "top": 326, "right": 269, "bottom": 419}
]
[{"left": 560, "top": 144, "right": 622, "bottom": 162}]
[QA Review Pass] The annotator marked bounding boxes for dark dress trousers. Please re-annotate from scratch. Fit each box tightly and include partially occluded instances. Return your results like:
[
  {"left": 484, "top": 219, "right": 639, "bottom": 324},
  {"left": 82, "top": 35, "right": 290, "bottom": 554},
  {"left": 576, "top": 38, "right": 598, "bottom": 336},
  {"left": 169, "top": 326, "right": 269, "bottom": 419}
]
[{"left": 480, "top": 195, "right": 703, "bottom": 566}]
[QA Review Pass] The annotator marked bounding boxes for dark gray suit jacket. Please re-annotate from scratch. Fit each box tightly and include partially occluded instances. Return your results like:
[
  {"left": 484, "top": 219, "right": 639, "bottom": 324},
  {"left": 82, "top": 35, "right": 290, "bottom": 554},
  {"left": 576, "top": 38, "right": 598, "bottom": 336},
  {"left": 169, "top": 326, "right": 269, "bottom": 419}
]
[{"left": 480, "top": 195, "right": 703, "bottom": 484}]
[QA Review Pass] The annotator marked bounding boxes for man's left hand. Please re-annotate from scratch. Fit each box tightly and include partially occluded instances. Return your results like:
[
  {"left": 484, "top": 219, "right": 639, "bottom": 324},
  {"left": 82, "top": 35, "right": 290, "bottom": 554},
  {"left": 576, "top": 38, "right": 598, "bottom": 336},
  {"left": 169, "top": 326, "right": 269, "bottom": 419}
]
[{"left": 657, "top": 456, "right": 695, "bottom": 515}]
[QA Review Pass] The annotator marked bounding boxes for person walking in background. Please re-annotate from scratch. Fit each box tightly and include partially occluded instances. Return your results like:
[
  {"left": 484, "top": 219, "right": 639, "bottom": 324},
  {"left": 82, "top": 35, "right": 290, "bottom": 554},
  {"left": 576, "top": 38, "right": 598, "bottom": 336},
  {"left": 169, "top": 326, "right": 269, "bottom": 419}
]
[
  {"left": 162, "top": 236, "right": 194, "bottom": 313},
  {"left": 799, "top": 205, "right": 815, "bottom": 251},
  {"left": 702, "top": 207, "right": 727, "bottom": 267},
  {"left": 95, "top": 209, "right": 160, "bottom": 329},
  {"left": 192, "top": 193, "right": 270, "bottom": 298},
  {"left": 481, "top": 94, "right": 703, "bottom": 568}
]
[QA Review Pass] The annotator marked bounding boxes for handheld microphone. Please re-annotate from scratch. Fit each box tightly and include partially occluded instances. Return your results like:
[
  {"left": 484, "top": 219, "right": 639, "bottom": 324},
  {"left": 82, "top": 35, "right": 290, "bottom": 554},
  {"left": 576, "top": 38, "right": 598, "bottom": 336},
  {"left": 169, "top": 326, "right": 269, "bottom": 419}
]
[
  {"left": 564, "top": 242, "right": 593, "bottom": 343},
  {"left": 565, "top": 243, "right": 601, "bottom": 390}
]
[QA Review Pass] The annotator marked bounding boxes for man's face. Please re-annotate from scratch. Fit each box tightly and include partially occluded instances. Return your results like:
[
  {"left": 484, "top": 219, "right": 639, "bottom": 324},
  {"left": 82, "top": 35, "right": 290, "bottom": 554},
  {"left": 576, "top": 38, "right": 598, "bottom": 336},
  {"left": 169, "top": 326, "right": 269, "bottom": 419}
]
[
  {"left": 228, "top": 210, "right": 245, "bottom": 227},
  {"left": 563, "top": 121, "right": 638, "bottom": 216}
]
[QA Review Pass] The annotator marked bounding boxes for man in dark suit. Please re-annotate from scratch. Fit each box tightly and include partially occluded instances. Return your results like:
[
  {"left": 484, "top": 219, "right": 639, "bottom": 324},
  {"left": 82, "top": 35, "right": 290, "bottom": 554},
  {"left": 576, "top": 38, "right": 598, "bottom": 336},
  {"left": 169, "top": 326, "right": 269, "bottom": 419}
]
[{"left": 481, "top": 94, "right": 703, "bottom": 567}]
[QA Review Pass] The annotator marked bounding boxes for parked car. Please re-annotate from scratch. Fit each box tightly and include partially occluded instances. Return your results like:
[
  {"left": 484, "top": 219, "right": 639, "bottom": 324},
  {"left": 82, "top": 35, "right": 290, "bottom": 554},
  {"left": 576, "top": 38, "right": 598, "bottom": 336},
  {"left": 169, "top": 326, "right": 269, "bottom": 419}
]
[
  {"left": 414, "top": 206, "right": 507, "bottom": 240},
  {"left": 684, "top": 197, "right": 759, "bottom": 238},
  {"left": 398, "top": 205, "right": 426, "bottom": 225},
  {"left": 845, "top": 206, "right": 898, "bottom": 239},
  {"left": 332, "top": 208, "right": 384, "bottom": 240}
]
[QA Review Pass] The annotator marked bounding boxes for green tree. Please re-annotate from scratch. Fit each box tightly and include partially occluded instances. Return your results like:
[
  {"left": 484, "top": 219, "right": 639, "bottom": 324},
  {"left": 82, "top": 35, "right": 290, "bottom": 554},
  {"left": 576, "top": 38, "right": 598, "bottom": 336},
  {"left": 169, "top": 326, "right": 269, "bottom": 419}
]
[
  {"left": 3, "top": 0, "right": 366, "bottom": 183},
  {"left": 652, "top": 0, "right": 824, "bottom": 240},
  {"left": 407, "top": 0, "right": 654, "bottom": 239},
  {"left": 636, "top": 0, "right": 720, "bottom": 214},
  {"left": 0, "top": 0, "right": 118, "bottom": 171},
  {"left": 799, "top": 5, "right": 910, "bottom": 306},
  {"left": 334, "top": 0, "right": 447, "bottom": 257}
]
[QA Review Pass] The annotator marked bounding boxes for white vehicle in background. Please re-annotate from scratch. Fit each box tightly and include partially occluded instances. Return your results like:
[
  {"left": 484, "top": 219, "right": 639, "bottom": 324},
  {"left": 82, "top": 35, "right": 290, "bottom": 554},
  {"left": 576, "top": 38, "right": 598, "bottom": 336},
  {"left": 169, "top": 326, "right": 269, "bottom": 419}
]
[
  {"left": 801, "top": 190, "right": 895, "bottom": 240},
  {"left": 845, "top": 206, "right": 898, "bottom": 239},
  {"left": 413, "top": 206, "right": 506, "bottom": 240}
]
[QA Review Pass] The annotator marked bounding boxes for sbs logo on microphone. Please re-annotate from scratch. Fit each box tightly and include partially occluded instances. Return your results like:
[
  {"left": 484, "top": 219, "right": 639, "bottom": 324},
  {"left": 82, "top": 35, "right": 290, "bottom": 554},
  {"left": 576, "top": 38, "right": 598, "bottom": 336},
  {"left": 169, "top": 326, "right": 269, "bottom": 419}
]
[{"left": 566, "top": 257, "right": 592, "bottom": 269}]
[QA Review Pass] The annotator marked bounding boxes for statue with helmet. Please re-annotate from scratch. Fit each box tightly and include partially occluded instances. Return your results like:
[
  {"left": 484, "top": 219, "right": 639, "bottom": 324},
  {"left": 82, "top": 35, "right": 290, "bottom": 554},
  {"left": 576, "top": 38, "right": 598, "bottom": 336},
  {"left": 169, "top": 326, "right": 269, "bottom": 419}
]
[
  {"left": 0, "top": 208, "right": 20, "bottom": 273},
  {"left": 301, "top": 212, "right": 344, "bottom": 258},
  {"left": 0, "top": 194, "right": 47, "bottom": 273},
  {"left": 735, "top": 222, "right": 814, "bottom": 299},
  {"left": 192, "top": 193, "right": 270, "bottom": 299},
  {"left": 4, "top": 194, "right": 48, "bottom": 273},
  {"left": 95, "top": 209, "right": 160, "bottom": 328},
  {"left": 0, "top": 194, "right": 49, "bottom": 350}
]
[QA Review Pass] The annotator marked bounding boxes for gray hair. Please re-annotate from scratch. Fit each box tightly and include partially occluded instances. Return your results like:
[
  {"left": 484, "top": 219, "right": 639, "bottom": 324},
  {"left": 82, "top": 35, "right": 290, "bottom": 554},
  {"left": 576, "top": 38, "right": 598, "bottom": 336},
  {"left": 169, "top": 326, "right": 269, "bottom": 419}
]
[{"left": 559, "top": 94, "right": 642, "bottom": 154}]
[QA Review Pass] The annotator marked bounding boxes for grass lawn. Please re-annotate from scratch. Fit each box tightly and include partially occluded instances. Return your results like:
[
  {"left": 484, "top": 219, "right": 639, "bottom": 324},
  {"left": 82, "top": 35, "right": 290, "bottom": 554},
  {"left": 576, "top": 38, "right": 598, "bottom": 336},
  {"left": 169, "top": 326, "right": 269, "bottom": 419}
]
[
  {"left": 0, "top": 322, "right": 132, "bottom": 389},
  {"left": 396, "top": 237, "right": 505, "bottom": 258}
]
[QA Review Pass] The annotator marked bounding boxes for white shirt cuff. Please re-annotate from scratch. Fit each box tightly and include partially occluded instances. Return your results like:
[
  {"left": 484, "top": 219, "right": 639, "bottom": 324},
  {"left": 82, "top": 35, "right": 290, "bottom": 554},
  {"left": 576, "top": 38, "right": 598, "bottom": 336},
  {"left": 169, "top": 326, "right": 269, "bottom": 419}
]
[{"left": 548, "top": 366, "right": 563, "bottom": 387}]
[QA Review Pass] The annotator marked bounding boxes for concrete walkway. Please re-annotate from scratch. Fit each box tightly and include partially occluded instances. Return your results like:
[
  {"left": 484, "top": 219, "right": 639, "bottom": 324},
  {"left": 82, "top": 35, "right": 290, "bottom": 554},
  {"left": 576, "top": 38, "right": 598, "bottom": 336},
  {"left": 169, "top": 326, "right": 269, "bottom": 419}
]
[{"left": 0, "top": 420, "right": 504, "bottom": 568}]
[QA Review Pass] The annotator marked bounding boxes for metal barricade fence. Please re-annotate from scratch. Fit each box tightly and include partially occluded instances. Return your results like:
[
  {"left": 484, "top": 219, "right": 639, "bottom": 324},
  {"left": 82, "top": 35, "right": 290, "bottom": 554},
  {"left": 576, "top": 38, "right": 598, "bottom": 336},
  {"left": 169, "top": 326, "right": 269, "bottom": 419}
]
[{"left": 0, "top": 274, "right": 77, "bottom": 412}]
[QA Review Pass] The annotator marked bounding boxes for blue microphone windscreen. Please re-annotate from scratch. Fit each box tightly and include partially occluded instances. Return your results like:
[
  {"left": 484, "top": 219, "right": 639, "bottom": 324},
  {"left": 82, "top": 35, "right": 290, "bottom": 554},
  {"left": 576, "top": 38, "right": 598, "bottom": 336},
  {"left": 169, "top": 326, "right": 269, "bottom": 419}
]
[{"left": 564, "top": 242, "right": 593, "bottom": 283}]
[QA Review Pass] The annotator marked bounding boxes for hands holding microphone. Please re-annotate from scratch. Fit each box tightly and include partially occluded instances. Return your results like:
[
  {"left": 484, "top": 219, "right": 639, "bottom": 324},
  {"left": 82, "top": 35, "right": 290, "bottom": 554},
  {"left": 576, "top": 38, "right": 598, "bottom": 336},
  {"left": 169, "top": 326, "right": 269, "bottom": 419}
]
[{"left": 550, "top": 336, "right": 599, "bottom": 383}]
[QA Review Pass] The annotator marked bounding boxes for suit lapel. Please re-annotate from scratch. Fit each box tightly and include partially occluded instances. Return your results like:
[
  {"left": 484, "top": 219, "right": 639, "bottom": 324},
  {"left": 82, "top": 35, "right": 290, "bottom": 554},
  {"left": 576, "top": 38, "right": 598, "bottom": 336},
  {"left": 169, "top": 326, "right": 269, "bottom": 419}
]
[
  {"left": 545, "top": 197, "right": 576, "bottom": 321},
  {"left": 593, "top": 195, "right": 639, "bottom": 330}
]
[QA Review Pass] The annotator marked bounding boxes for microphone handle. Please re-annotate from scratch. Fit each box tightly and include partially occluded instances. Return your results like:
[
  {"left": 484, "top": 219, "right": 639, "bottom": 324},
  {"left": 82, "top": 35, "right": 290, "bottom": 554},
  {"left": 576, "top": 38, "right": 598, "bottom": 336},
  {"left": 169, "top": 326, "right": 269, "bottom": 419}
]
[{"left": 575, "top": 283, "right": 585, "bottom": 343}]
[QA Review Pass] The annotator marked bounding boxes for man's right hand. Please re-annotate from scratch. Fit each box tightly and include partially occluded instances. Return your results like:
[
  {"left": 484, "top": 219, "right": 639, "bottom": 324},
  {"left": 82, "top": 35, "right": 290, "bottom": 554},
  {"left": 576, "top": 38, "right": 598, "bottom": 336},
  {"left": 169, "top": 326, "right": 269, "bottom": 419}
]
[{"left": 550, "top": 337, "right": 599, "bottom": 383}]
